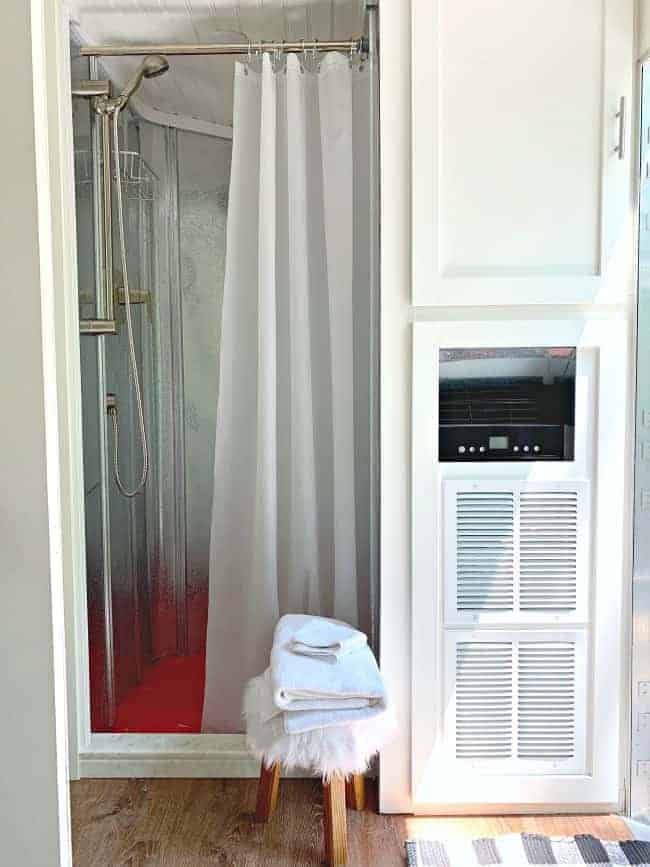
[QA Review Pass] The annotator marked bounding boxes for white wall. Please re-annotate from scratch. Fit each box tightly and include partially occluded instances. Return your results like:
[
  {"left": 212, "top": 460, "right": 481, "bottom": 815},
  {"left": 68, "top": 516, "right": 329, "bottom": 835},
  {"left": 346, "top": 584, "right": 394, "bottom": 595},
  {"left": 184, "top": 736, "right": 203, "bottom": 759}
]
[
  {"left": 0, "top": 0, "right": 72, "bottom": 863},
  {"left": 640, "top": 0, "right": 650, "bottom": 57}
]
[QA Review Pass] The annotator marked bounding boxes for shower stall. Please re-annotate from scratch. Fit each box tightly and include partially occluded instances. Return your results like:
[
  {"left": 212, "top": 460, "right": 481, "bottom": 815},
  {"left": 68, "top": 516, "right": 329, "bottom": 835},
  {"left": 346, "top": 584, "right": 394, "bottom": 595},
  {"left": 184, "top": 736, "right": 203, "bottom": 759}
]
[
  {"left": 69, "top": 9, "right": 378, "bottom": 747},
  {"left": 72, "top": 48, "right": 232, "bottom": 731}
]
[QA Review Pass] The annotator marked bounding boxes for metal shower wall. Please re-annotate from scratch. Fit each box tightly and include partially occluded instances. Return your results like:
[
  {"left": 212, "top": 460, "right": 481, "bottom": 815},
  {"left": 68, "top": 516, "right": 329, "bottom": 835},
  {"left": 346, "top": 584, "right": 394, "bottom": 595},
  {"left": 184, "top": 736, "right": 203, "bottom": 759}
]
[
  {"left": 74, "top": 47, "right": 217, "bottom": 726},
  {"left": 74, "top": 52, "right": 154, "bottom": 727}
]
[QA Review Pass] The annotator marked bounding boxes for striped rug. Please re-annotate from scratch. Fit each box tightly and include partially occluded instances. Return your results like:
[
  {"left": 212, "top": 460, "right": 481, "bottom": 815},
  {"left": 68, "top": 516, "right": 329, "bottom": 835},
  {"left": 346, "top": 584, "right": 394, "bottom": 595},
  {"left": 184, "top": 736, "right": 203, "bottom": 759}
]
[{"left": 405, "top": 833, "right": 650, "bottom": 865}]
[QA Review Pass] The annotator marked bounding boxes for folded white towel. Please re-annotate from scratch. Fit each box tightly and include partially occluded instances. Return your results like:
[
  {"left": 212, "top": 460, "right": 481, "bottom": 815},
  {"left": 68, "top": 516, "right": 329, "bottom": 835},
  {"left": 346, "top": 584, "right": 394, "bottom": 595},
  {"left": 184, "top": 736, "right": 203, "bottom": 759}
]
[
  {"left": 270, "top": 614, "right": 385, "bottom": 714},
  {"left": 244, "top": 671, "right": 397, "bottom": 779},
  {"left": 289, "top": 617, "right": 367, "bottom": 662},
  {"left": 260, "top": 669, "right": 385, "bottom": 734}
]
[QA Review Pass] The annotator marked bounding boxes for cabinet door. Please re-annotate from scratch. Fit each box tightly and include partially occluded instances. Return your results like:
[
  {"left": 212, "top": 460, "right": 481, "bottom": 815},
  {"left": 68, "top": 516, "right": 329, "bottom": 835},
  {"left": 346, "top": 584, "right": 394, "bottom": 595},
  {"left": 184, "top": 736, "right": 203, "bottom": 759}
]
[{"left": 412, "top": 0, "right": 634, "bottom": 306}]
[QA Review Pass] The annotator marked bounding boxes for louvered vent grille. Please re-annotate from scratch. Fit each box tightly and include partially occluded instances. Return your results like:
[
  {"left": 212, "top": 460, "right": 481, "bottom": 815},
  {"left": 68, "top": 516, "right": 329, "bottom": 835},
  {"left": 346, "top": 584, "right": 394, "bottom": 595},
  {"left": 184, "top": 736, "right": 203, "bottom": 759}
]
[
  {"left": 455, "top": 642, "right": 513, "bottom": 759},
  {"left": 519, "top": 493, "right": 578, "bottom": 611},
  {"left": 456, "top": 492, "right": 515, "bottom": 611},
  {"left": 517, "top": 642, "right": 576, "bottom": 759}
]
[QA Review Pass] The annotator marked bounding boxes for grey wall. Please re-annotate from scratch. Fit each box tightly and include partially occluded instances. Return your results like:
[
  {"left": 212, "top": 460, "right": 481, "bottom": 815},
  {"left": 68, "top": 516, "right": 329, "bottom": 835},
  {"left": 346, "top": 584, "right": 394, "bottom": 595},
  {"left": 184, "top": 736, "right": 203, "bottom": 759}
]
[{"left": 0, "top": 0, "right": 71, "bottom": 862}]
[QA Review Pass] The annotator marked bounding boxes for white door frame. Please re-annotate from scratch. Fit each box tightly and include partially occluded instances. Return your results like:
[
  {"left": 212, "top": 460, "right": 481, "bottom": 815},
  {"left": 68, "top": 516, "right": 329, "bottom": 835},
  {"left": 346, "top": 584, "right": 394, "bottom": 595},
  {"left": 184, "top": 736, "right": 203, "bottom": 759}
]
[
  {"left": 44, "top": 0, "right": 386, "bottom": 783},
  {"left": 377, "top": 0, "right": 414, "bottom": 814},
  {"left": 2, "top": 0, "right": 75, "bottom": 861},
  {"left": 44, "top": 1, "right": 259, "bottom": 781}
]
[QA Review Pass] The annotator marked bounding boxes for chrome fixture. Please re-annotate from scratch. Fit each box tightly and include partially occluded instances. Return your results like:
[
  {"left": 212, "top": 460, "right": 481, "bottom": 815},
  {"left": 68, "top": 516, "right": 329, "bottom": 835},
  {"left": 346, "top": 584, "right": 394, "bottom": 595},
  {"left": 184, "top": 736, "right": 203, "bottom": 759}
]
[
  {"left": 71, "top": 79, "right": 110, "bottom": 99},
  {"left": 79, "top": 319, "right": 117, "bottom": 335},
  {"left": 93, "top": 55, "right": 169, "bottom": 113},
  {"left": 80, "top": 39, "right": 366, "bottom": 58},
  {"left": 74, "top": 56, "right": 170, "bottom": 494},
  {"left": 72, "top": 79, "right": 116, "bottom": 335},
  {"left": 89, "top": 56, "right": 169, "bottom": 496}
]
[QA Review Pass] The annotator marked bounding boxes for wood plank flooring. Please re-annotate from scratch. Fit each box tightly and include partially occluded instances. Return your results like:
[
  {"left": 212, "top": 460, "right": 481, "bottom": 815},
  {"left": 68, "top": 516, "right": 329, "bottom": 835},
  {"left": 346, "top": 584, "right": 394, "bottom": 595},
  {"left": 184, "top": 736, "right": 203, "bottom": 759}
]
[{"left": 70, "top": 778, "right": 632, "bottom": 866}]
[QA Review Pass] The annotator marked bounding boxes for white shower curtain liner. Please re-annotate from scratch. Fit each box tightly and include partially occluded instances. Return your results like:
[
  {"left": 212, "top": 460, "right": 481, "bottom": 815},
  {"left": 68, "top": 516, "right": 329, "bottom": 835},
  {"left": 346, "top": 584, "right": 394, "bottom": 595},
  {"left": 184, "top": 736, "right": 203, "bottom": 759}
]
[{"left": 202, "top": 52, "right": 371, "bottom": 733}]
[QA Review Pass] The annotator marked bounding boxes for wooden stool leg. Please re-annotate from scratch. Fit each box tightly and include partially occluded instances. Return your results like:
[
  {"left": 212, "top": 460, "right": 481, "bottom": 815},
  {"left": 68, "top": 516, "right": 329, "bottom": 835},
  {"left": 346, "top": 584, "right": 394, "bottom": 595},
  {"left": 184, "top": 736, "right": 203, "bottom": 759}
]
[
  {"left": 345, "top": 774, "right": 366, "bottom": 811},
  {"left": 323, "top": 775, "right": 347, "bottom": 866},
  {"left": 255, "top": 761, "right": 281, "bottom": 822}
]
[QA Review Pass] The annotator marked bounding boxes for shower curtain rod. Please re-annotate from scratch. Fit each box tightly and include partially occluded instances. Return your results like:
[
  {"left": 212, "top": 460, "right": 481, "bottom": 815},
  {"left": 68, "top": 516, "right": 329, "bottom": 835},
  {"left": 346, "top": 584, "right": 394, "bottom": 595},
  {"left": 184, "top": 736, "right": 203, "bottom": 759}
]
[{"left": 80, "top": 38, "right": 367, "bottom": 58}]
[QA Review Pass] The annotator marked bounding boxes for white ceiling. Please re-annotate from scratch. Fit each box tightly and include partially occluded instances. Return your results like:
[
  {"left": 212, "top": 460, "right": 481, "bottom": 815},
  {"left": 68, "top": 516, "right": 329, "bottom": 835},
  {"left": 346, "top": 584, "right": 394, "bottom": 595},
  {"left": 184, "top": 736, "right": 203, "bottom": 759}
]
[{"left": 68, "top": 0, "right": 366, "bottom": 133}]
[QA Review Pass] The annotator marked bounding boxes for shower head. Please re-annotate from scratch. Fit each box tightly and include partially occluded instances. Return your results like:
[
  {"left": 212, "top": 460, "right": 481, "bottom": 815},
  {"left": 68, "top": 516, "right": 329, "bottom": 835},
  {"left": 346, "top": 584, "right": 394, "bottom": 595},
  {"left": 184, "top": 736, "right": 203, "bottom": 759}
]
[
  {"left": 141, "top": 54, "right": 170, "bottom": 78},
  {"left": 117, "top": 55, "right": 169, "bottom": 108}
]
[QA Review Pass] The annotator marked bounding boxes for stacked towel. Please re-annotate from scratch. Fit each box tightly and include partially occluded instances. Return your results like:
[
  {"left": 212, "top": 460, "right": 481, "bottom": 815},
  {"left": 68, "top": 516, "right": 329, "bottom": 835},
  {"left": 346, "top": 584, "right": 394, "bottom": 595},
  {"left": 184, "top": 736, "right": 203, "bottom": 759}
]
[
  {"left": 288, "top": 617, "right": 367, "bottom": 662},
  {"left": 270, "top": 614, "right": 385, "bottom": 720},
  {"left": 244, "top": 614, "right": 395, "bottom": 778}
]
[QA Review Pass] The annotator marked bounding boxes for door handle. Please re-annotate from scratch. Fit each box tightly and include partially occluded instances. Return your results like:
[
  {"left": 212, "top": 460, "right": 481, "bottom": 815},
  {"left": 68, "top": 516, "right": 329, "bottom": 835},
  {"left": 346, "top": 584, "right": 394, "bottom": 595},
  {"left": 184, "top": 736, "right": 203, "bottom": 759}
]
[{"left": 615, "top": 96, "right": 625, "bottom": 160}]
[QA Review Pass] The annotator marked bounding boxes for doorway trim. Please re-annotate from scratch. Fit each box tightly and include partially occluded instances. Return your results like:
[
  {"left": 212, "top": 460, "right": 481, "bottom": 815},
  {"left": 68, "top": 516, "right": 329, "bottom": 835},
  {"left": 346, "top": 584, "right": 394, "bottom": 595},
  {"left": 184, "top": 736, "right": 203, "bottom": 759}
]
[{"left": 51, "top": 2, "right": 271, "bottom": 780}]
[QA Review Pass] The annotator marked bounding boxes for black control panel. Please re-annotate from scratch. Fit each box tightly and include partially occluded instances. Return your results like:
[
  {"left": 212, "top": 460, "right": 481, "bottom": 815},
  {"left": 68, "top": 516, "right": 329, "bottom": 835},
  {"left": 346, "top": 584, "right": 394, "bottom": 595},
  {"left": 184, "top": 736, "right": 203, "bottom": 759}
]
[
  {"left": 438, "top": 373, "right": 575, "bottom": 462},
  {"left": 439, "top": 424, "right": 571, "bottom": 461}
]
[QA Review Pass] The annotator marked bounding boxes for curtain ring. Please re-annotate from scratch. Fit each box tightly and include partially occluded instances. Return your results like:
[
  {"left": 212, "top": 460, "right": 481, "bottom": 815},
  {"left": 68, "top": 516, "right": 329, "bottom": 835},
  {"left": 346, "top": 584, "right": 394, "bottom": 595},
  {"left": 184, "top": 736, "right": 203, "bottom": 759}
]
[
  {"left": 271, "top": 40, "right": 284, "bottom": 73},
  {"left": 244, "top": 38, "right": 252, "bottom": 74}
]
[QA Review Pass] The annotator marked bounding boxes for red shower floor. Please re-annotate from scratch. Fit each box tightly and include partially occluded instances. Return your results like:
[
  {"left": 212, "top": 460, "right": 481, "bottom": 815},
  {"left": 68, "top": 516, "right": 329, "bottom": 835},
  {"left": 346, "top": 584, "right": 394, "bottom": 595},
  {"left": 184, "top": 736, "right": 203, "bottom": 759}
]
[{"left": 112, "top": 652, "right": 205, "bottom": 733}]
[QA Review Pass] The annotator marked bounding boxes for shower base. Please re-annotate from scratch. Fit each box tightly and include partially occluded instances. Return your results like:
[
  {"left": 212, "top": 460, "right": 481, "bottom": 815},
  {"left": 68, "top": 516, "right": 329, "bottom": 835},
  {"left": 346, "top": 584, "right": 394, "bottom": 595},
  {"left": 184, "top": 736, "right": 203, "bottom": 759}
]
[{"left": 108, "top": 652, "right": 205, "bottom": 734}]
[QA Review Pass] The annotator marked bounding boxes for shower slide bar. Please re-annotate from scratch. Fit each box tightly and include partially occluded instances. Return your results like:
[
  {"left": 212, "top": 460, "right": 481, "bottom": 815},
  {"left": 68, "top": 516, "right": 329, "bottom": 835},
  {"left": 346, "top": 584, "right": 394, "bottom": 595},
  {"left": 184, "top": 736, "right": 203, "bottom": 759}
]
[
  {"left": 80, "top": 38, "right": 367, "bottom": 58},
  {"left": 72, "top": 79, "right": 117, "bottom": 335}
]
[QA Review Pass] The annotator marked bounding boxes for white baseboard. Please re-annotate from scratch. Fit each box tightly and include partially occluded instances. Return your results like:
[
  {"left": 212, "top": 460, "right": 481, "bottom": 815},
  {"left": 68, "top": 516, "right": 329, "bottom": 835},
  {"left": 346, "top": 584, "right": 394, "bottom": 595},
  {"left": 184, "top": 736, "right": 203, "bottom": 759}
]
[
  {"left": 77, "top": 732, "right": 272, "bottom": 779},
  {"left": 79, "top": 753, "right": 261, "bottom": 778},
  {"left": 411, "top": 802, "right": 618, "bottom": 816}
]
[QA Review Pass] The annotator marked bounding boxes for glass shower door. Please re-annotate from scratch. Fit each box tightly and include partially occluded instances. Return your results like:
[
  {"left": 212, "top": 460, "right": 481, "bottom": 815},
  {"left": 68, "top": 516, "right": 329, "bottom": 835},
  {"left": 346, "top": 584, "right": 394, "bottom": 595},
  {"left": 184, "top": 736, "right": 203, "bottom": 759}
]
[
  {"left": 72, "top": 53, "right": 160, "bottom": 729},
  {"left": 72, "top": 47, "right": 232, "bottom": 733}
]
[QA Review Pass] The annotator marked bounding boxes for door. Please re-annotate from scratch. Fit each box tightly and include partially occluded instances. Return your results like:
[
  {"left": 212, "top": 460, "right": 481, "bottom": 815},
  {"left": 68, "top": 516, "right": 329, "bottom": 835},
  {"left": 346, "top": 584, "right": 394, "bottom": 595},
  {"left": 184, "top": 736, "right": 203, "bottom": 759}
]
[{"left": 411, "top": 0, "right": 634, "bottom": 307}]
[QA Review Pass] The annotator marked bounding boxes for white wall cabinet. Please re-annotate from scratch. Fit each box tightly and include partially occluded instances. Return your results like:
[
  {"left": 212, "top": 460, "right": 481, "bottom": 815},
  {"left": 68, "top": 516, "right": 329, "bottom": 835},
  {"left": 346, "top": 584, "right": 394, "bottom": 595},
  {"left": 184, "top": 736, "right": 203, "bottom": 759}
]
[{"left": 411, "top": 0, "right": 634, "bottom": 307}]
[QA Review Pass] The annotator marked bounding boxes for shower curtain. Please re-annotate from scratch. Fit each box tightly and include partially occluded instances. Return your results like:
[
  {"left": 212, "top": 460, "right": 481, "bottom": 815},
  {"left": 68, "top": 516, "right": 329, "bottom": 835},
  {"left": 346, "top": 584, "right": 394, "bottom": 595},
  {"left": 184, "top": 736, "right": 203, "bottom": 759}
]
[{"left": 202, "top": 52, "right": 372, "bottom": 732}]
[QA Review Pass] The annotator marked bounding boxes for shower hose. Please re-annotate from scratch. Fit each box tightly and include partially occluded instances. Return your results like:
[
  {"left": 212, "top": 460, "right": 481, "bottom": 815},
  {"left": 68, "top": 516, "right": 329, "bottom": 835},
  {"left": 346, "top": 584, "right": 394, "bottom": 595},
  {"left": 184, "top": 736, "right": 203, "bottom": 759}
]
[{"left": 108, "top": 105, "right": 149, "bottom": 497}]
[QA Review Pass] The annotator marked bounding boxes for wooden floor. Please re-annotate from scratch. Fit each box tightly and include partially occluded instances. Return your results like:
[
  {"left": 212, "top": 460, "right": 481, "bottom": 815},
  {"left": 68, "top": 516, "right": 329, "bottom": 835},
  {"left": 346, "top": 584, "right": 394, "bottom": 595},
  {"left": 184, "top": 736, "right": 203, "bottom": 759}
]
[{"left": 70, "top": 778, "right": 632, "bottom": 866}]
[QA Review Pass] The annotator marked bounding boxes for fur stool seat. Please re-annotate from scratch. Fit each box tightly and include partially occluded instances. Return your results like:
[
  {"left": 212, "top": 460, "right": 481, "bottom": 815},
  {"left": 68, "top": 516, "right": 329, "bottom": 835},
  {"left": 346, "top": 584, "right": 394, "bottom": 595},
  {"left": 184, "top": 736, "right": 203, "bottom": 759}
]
[{"left": 244, "top": 672, "right": 396, "bottom": 865}]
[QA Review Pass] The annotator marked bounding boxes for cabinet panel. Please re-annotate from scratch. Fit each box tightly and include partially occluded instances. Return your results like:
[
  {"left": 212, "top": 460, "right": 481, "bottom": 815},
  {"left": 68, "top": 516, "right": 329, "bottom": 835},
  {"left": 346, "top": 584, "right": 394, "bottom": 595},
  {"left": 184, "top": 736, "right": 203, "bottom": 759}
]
[
  {"left": 412, "top": 0, "right": 634, "bottom": 306},
  {"left": 411, "top": 320, "right": 627, "bottom": 811}
]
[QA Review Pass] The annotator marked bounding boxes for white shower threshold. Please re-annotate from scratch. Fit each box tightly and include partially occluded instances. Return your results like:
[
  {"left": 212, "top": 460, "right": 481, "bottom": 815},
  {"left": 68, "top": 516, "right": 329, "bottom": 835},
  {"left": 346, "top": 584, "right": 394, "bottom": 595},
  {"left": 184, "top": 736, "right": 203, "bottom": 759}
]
[{"left": 79, "top": 733, "right": 264, "bottom": 778}]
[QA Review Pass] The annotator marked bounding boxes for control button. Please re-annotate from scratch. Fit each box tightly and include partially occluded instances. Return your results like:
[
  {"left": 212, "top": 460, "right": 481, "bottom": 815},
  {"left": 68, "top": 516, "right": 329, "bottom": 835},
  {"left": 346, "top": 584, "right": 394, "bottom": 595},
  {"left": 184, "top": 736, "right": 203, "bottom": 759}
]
[
  {"left": 458, "top": 445, "right": 466, "bottom": 454},
  {"left": 479, "top": 446, "right": 486, "bottom": 453},
  {"left": 468, "top": 446, "right": 476, "bottom": 454},
  {"left": 523, "top": 445, "right": 530, "bottom": 453},
  {"left": 513, "top": 445, "right": 520, "bottom": 453},
  {"left": 533, "top": 444, "right": 541, "bottom": 453}
]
